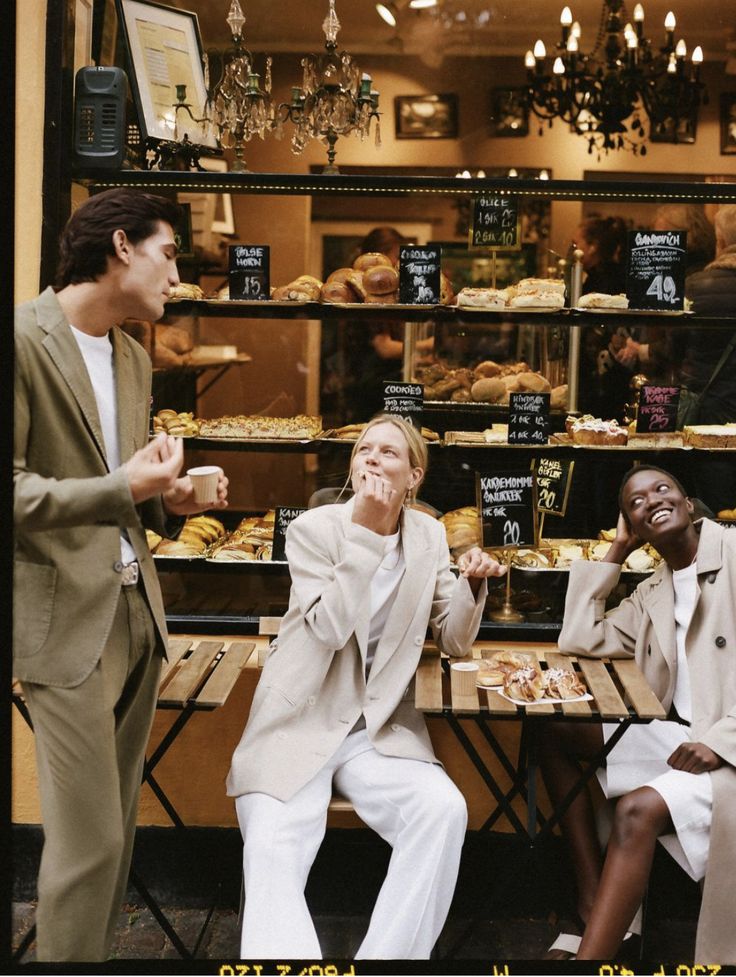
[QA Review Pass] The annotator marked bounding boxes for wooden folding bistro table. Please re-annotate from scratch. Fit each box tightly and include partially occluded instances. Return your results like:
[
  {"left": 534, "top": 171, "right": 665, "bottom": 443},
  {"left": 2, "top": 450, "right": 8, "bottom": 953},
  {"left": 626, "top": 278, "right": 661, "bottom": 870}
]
[{"left": 415, "top": 643, "right": 668, "bottom": 840}]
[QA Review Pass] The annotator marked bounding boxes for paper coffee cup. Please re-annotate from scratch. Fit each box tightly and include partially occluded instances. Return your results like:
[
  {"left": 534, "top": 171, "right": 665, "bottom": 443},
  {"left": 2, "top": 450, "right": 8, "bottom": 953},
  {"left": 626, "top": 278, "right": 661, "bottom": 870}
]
[
  {"left": 187, "top": 465, "right": 223, "bottom": 506},
  {"left": 450, "top": 661, "right": 480, "bottom": 696}
]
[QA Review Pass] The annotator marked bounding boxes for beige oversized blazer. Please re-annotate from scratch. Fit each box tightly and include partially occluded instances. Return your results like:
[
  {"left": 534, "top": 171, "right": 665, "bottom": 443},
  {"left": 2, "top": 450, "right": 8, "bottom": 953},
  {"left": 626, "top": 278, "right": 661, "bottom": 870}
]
[
  {"left": 558, "top": 518, "right": 736, "bottom": 965},
  {"left": 227, "top": 499, "right": 486, "bottom": 802},
  {"left": 14, "top": 287, "right": 174, "bottom": 688}
]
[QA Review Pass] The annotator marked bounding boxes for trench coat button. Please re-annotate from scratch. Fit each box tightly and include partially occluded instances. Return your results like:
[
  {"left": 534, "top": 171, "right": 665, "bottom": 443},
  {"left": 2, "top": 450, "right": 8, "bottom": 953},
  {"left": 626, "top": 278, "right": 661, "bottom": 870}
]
[
  {"left": 113, "top": 560, "right": 124, "bottom": 572},
  {"left": 707, "top": 573, "right": 717, "bottom": 584},
  {"left": 715, "top": 636, "right": 727, "bottom": 648},
  {"left": 390, "top": 723, "right": 402, "bottom": 732},
  {"left": 413, "top": 636, "right": 423, "bottom": 646},
  {"left": 307, "top": 695, "right": 316, "bottom": 706}
]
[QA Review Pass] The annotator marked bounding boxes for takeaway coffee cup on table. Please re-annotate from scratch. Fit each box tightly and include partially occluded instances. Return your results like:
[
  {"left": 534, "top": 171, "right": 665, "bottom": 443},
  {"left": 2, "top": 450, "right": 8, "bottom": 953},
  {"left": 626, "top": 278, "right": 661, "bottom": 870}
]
[
  {"left": 187, "top": 465, "right": 223, "bottom": 506},
  {"left": 450, "top": 661, "right": 480, "bottom": 696}
]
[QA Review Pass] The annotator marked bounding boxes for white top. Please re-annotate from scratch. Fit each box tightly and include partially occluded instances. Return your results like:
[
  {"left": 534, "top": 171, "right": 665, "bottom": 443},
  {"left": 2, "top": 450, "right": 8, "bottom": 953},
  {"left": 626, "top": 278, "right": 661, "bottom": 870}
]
[
  {"left": 671, "top": 561, "right": 698, "bottom": 723},
  {"left": 71, "top": 326, "right": 137, "bottom": 566},
  {"left": 366, "top": 528, "right": 405, "bottom": 675}
]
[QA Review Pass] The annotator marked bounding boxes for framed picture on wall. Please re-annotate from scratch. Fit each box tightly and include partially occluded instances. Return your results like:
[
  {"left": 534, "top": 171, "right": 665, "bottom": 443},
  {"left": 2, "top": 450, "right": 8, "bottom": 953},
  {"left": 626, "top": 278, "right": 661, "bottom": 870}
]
[
  {"left": 394, "top": 94, "right": 459, "bottom": 139},
  {"left": 649, "top": 111, "right": 697, "bottom": 145},
  {"left": 115, "top": 0, "right": 217, "bottom": 148},
  {"left": 720, "top": 93, "right": 736, "bottom": 154},
  {"left": 490, "top": 87, "right": 529, "bottom": 137}
]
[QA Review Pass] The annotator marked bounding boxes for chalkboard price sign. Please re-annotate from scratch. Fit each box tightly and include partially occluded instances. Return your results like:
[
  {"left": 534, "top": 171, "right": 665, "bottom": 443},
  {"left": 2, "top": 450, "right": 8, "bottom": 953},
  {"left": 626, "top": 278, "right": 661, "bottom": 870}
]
[
  {"left": 508, "top": 391, "right": 550, "bottom": 445},
  {"left": 383, "top": 381, "right": 424, "bottom": 428},
  {"left": 636, "top": 385, "right": 681, "bottom": 433},
  {"left": 470, "top": 194, "right": 520, "bottom": 250},
  {"left": 476, "top": 470, "right": 536, "bottom": 548},
  {"left": 272, "top": 506, "right": 307, "bottom": 561},
  {"left": 626, "top": 230, "right": 686, "bottom": 311},
  {"left": 536, "top": 457, "right": 574, "bottom": 516},
  {"left": 399, "top": 245, "right": 441, "bottom": 304},
  {"left": 229, "top": 245, "right": 270, "bottom": 301}
]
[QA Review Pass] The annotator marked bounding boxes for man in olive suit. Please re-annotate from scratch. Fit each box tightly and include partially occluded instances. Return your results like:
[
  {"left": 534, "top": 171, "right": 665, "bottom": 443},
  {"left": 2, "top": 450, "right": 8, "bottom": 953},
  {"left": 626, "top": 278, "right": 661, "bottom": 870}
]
[{"left": 14, "top": 188, "right": 228, "bottom": 961}]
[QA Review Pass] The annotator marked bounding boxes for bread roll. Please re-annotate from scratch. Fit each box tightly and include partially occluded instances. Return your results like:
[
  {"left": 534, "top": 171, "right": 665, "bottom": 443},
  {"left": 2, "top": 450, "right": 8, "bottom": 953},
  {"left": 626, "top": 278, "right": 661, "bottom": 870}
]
[
  {"left": 353, "top": 252, "right": 393, "bottom": 272},
  {"left": 326, "top": 267, "right": 354, "bottom": 286},
  {"left": 471, "top": 377, "right": 506, "bottom": 403},
  {"left": 517, "top": 372, "right": 551, "bottom": 394},
  {"left": 501, "top": 374, "right": 522, "bottom": 392},
  {"left": 474, "top": 360, "right": 502, "bottom": 379},
  {"left": 365, "top": 290, "right": 398, "bottom": 304},
  {"left": 550, "top": 384, "right": 568, "bottom": 411},
  {"left": 320, "top": 281, "right": 357, "bottom": 303},
  {"left": 451, "top": 387, "right": 473, "bottom": 402},
  {"left": 363, "top": 264, "right": 400, "bottom": 296},
  {"left": 346, "top": 270, "right": 367, "bottom": 300}
]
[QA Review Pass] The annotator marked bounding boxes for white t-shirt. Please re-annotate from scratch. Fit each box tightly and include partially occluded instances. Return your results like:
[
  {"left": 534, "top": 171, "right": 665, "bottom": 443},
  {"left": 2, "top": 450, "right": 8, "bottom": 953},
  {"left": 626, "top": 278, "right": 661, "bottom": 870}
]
[
  {"left": 671, "top": 561, "right": 698, "bottom": 723},
  {"left": 71, "top": 325, "right": 137, "bottom": 566}
]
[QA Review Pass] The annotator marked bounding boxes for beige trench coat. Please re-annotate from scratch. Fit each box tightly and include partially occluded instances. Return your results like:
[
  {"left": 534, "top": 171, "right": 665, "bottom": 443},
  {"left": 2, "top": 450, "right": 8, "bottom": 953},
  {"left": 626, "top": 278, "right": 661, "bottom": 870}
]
[
  {"left": 227, "top": 499, "right": 486, "bottom": 802},
  {"left": 558, "top": 518, "right": 736, "bottom": 964}
]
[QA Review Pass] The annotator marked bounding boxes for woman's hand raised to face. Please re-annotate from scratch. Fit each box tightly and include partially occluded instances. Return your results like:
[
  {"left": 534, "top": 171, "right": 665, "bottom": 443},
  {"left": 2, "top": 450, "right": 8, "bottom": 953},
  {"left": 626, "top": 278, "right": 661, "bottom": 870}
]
[{"left": 351, "top": 470, "right": 404, "bottom": 536}]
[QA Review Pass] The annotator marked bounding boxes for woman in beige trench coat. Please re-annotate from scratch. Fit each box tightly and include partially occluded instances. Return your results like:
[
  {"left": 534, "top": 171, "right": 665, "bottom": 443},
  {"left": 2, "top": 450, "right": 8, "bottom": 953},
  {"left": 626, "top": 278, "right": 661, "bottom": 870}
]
[{"left": 543, "top": 464, "right": 736, "bottom": 964}]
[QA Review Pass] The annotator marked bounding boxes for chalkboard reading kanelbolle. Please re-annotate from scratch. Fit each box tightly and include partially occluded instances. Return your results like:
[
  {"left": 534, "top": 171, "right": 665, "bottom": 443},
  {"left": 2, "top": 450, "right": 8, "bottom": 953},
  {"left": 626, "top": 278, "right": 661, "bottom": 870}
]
[
  {"left": 383, "top": 381, "right": 424, "bottom": 429},
  {"left": 626, "top": 230, "right": 686, "bottom": 311},
  {"left": 229, "top": 245, "right": 270, "bottom": 301},
  {"left": 272, "top": 506, "right": 307, "bottom": 561},
  {"left": 535, "top": 456, "right": 574, "bottom": 516},
  {"left": 476, "top": 470, "right": 537, "bottom": 548},
  {"left": 399, "top": 245, "right": 441, "bottom": 304},
  {"left": 470, "top": 194, "right": 520, "bottom": 250}
]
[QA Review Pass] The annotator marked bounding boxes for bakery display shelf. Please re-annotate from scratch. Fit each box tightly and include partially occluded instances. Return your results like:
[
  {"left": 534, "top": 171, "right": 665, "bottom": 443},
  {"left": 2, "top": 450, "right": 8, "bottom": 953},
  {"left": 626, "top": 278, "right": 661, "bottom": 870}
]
[
  {"left": 75, "top": 169, "right": 736, "bottom": 205},
  {"left": 155, "top": 556, "right": 288, "bottom": 572},
  {"left": 190, "top": 436, "right": 327, "bottom": 453}
]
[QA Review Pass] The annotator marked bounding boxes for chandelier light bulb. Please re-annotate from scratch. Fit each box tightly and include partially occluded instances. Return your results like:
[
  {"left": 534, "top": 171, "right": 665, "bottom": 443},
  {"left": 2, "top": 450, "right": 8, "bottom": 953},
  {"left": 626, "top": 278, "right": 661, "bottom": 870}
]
[
  {"left": 409, "top": 0, "right": 437, "bottom": 7},
  {"left": 539, "top": 169, "right": 550, "bottom": 180},
  {"left": 553, "top": 57, "right": 565, "bottom": 75},
  {"left": 525, "top": 49, "right": 536, "bottom": 68},
  {"left": 461, "top": 170, "right": 471, "bottom": 178},
  {"left": 533, "top": 40, "right": 547, "bottom": 59},
  {"left": 633, "top": 3, "right": 644, "bottom": 22},
  {"left": 571, "top": 21, "right": 581, "bottom": 39},
  {"left": 675, "top": 39, "right": 687, "bottom": 58},
  {"left": 560, "top": 7, "right": 573, "bottom": 27},
  {"left": 477, "top": 169, "right": 486, "bottom": 178},
  {"left": 664, "top": 11, "right": 676, "bottom": 31},
  {"left": 692, "top": 46, "right": 703, "bottom": 64},
  {"left": 667, "top": 52, "right": 677, "bottom": 73},
  {"left": 508, "top": 168, "right": 518, "bottom": 177},
  {"left": 627, "top": 32, "right": 638, "bottom": 49},
  {"left": 566, "top": 35, "right": 579, "bottom": 53},
  {"left": 376, "top": 3, "right": 397, "bottom": 27}
]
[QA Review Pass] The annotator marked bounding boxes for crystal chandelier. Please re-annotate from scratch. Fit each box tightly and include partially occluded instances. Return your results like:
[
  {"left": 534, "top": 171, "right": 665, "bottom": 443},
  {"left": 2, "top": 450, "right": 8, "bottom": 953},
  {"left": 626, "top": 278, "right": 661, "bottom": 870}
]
[
  {"left": 278, "top": 0, "right": 381, "bottom": 174},
  {"left": 523, "top": 2, "right": 706, "bottom": 156},
  {"left": 208, "top": 0, "right": 275, "bottom": 172}
]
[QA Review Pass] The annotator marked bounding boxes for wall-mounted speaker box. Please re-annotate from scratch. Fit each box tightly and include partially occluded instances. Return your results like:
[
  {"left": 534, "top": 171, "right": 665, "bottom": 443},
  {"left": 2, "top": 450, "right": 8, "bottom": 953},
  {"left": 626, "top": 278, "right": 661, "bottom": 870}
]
[{"left": 73, "top": 66, "right": 128, "bottom": 169}]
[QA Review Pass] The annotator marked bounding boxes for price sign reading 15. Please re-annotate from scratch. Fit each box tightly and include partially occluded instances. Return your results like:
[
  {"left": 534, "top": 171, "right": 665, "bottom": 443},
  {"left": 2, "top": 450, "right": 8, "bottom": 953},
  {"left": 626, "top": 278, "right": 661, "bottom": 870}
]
[{"left": 229, "top": 245, "right": 270, "bottom": 301}]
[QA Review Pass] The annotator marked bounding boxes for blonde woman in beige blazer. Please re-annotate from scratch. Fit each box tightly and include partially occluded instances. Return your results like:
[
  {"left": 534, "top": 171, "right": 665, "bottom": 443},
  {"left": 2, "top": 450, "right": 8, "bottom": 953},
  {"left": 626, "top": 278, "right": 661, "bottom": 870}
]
[
  {"left": 227, "top": 415, "right": 505, "bottom": 960},
  {"left": 543, "top": 465, "right": 736, "bottom": 965}
]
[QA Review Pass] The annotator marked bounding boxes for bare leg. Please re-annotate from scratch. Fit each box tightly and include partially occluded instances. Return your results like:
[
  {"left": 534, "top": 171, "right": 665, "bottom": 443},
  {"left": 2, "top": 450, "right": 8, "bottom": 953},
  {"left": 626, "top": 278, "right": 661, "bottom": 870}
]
[
  {"left": 538, "top": 721, "right": 606, "bottom": 931},
  {"left": 578, "top": 786, "right": 672, "bottom": 960}
]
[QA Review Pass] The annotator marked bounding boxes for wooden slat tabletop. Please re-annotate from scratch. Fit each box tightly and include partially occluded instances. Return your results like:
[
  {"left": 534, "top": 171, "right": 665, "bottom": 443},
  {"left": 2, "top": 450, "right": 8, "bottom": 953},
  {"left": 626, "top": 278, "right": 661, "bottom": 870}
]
[
  {"left": 612, "top": 660, "right": 667, "bottom": 719},
  {"left": 415, "top": 648, "right": 444, "bottom": 713},
  {"left": 195, "top": 641, "right": 256, "bottom": 707},
  {"left": 159, "top": 638, "right": 195, "bottom": 691},
  {"left": 159, "top": 640, "right": 224, "bottom": 707},
  {"left": 545, "top": 651, "right": 593, "bottom": 717},
  {"left": 576, "top": 659, "right": 629, "bottom": 719}
]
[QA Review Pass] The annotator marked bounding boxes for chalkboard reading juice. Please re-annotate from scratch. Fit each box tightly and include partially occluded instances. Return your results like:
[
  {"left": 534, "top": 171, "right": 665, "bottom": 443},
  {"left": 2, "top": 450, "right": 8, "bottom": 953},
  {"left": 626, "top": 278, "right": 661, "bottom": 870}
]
[
  {"left": 470, "top": 195, "right": 520, "bottom": 250},
  {"left": 229, "top": 245, "right": 270, "bottom": 301}
]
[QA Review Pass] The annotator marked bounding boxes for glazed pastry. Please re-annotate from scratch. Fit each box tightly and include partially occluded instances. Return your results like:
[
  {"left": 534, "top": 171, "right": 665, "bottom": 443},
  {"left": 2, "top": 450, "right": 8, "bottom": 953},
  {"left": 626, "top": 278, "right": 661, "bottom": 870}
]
[
  {"left": 353, "top": 252, "right": 394, "bottom": 272},
  {"left": 363, "top": 264, "right": 399, "bottom": 295}
]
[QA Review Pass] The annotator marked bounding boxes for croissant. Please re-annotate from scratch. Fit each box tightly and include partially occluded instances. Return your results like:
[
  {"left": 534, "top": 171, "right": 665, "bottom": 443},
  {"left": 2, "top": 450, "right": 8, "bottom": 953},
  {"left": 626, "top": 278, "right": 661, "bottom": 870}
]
[
  {"left": 543, "top": 667, "right": 586, "bottom": 700},
  {"left": 504, "top": 666, "right": 544, "bottom": 702}
]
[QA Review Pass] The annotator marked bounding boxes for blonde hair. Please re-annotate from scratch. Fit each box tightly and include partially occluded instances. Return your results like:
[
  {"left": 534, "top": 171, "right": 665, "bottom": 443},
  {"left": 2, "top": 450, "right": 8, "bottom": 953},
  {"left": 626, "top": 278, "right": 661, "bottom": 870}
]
[
  {"left": 347, "top": 414, "right": 428, "bottom": 503},
  {"left": 715, "top": 206, "right": 736, "bottom": 249}
]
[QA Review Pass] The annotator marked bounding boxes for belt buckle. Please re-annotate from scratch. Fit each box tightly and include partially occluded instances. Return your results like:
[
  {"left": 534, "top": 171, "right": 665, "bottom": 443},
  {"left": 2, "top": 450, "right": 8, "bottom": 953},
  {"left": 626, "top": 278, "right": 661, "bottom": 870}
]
[{"left": 121, "top": 561, "right": 139, "bottom": 587}]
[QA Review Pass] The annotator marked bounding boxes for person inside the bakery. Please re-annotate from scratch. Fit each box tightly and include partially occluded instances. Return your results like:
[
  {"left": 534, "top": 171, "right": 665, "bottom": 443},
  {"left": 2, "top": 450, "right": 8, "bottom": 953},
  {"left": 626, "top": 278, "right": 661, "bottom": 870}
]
[
  {"left": 14, "top": 187, "right": 229, "bottom": 962},
  {"left": 540, "top": 464, "right": 736, "bottom": 964},
  {"left": 227, "top": 414, "right": 506, "bottom": 960}
]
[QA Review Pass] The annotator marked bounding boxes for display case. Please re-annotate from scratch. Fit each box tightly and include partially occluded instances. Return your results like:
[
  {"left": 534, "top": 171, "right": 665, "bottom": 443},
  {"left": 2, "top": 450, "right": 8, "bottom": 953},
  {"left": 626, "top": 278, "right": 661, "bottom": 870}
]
[{"left": 75, "top": 169, "right": 736, "bottom": 641}]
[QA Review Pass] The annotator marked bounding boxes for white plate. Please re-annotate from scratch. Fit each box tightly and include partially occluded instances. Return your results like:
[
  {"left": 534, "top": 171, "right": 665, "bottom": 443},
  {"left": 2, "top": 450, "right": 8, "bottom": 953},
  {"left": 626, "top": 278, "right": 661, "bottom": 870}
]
[{"left": 496, "top": 689, "right": 594, "bottom": 705}]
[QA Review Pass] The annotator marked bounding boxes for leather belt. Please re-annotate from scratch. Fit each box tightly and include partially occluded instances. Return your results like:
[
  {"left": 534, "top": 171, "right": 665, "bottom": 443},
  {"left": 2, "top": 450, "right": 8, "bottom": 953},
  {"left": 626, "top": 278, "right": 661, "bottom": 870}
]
[{"left": 121, "top": 561, "right": 140, "bottom": 587}]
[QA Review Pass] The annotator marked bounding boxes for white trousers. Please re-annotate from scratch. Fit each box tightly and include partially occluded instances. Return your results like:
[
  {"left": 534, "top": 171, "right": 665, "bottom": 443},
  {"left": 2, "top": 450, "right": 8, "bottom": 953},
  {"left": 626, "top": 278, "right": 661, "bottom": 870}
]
[{"left": 235, "top": 728, "right": 467, "bottom": 960}]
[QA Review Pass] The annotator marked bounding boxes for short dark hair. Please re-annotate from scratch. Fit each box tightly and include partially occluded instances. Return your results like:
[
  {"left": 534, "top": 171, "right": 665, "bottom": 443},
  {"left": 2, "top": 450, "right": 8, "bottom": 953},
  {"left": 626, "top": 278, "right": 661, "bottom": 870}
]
[
  {"left": 618, "top": 465, "right": 688, "bottom": 518},
  {"left": 56, "top": 188, "right": 182, "bottom": 287}
]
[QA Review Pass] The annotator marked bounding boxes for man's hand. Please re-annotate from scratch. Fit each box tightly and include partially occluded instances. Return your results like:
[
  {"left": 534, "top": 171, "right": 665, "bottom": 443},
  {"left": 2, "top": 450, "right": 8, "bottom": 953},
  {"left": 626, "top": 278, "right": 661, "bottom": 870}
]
[
  {"left": 125, "top": 433, "right": 183, "bottom": 503},
  {"left": 605, "top": 510, "right": 643, "bottom": 565},
  {"left": 456, "top": 546, "right": 507, "bottom": 597},
  {"left": 351, "top": 471, "right": 402, "bottom": 536},
  {"left": 163, "top": 468, "right": 229, "bottom": 516},
  {"left": 668, "top": 741, "right": 723, "bottom": 774}
]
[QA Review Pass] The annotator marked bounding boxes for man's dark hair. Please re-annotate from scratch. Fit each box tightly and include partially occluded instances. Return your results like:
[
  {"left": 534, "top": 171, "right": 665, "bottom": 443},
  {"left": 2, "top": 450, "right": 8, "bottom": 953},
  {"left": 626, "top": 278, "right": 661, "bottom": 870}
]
[
  {"left": 56, "top": 188, "right": 181, "bottom": 287},
  {"left": 618, "top": 464, "right": 688, "bottom": 517}
]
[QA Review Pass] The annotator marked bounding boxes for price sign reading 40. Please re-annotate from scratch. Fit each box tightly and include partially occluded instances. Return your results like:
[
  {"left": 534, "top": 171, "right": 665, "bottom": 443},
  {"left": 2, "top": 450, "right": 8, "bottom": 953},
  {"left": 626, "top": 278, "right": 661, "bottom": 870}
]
[{"left": 229, "top": 244, "right": 270, "bottom": 301}]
